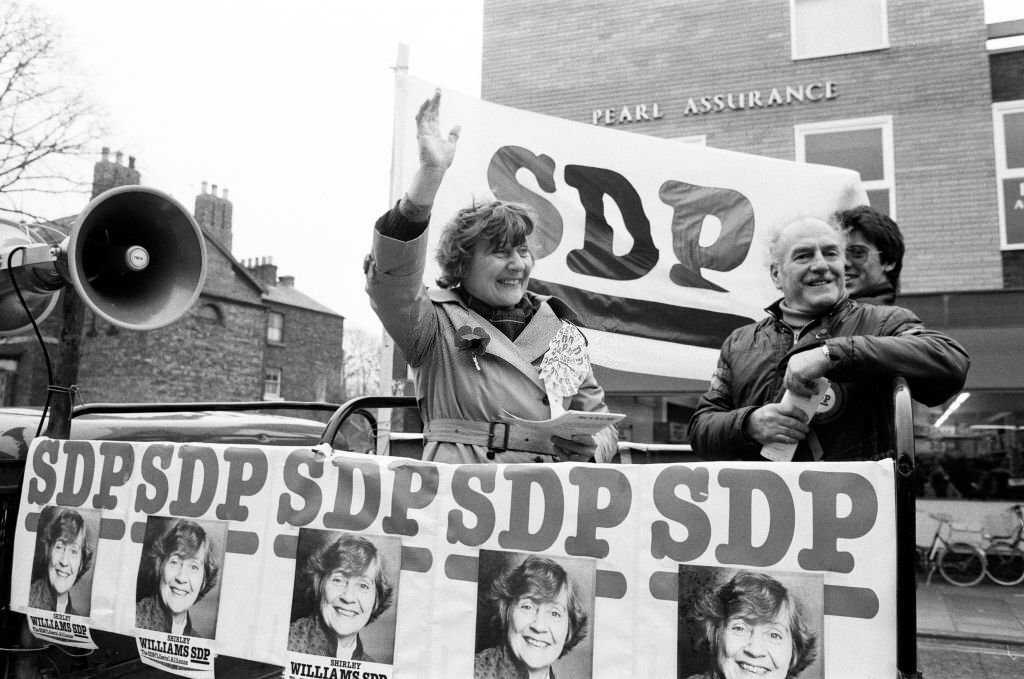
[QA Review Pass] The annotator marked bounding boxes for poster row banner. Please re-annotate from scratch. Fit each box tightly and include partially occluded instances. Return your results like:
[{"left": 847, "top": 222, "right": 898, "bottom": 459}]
[{"left": 11, "top": 438, "right": 897, "bottom": 678}]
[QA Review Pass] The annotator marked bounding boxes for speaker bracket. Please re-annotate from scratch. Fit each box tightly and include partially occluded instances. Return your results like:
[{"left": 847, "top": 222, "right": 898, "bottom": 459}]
[{"left": 0, "top": 242, "right": 58, "bottom": 271}]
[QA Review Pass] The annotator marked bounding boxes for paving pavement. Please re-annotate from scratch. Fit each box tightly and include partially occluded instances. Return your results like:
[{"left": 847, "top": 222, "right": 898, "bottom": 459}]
[{"left": 916, "top": 579, "right": 1024, "bottom": 646}]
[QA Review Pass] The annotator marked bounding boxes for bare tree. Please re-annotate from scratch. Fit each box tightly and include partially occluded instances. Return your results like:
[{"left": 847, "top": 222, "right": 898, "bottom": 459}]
[
  {"left": 343, "top": 328, "right": 381, "bottom": 398},
  {"left": 0, "top": 1, "right": 102, "bottom": 222},
  {"left": 0, "top": 2, "right": 103, "bottom": 430}
]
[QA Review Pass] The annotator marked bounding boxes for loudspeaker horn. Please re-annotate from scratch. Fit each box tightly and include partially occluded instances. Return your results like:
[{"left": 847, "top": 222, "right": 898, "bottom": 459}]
[{"left": 0, "top": 185, "right": 207, "bottom": 335}]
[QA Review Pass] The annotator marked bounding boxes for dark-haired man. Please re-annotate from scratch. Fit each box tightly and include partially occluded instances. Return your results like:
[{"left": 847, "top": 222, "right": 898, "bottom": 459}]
[{"left": 837, "top": 205, "right": 904, "bottom": 305}]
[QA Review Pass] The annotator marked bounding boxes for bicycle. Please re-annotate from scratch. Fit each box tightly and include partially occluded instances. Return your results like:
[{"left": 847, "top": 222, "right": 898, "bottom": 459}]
[
  {"left": 981, "top": 503, "right": 1024, "bottom": 586},
  {"left": 917, "top": 511, "right": 988, "bottom": 587}
]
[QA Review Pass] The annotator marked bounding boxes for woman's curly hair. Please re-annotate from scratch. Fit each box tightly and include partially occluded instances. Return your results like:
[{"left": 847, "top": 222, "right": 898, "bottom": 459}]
[
  {"left": 486, "top": 555, "right": 588, "bottom": 658},
  {"left": 145, "top": 519, "right": 220, "bottom": 602},
  {"left": 434, "top": 200, "right": 536, "bottom": 288},
  {"left": 302, "top": 533, "right": 393, "bottom": 626},
  {"left": 691, "top": 570, "right": 818, "bottom": 678},
  {"left": 38, "top": 508, "right": 93, "bottom": 584}
]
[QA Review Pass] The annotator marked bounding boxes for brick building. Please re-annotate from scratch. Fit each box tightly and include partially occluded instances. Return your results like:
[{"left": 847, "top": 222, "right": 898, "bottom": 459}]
[
  {"left": 481, "top": 0, "right": 1024, "bottom": 482},
  {"left": 0, "top": 149, "right": 345, "bottom": 406}
]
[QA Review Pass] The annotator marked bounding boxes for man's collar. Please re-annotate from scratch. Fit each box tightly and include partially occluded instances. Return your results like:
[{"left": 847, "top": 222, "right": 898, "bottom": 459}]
[
  {"left": 850, "top": 281, "right": 896, "bottom": 305},
  {"left": 765, "top": 294, "right": 851, "bottom": 321}
]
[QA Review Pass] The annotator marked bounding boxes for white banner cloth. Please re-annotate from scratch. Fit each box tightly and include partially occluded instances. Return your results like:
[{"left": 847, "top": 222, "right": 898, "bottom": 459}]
[
  {"left": 12, "top": 439, "right": 897, "bottom": 678},
  {"left": 395, "top": 76, "right": 868, "bottom": 381}
]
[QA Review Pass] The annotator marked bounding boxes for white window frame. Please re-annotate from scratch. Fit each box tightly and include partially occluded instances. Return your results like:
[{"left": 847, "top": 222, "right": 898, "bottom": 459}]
[
  {"left": 790, "top": 0, "right": 889, "bottom": 61},
  {"left": 263, "top": 367, "right": 283, "bottom": 401},
  {"left": 993, "top": 100, "right": 1024, "bottom": 250},
  {"left": 267, "top": 311, "right": 284, "bottom": 344},
  {"left": 794, "top": 115, "right": 895, "bottom": 219}
]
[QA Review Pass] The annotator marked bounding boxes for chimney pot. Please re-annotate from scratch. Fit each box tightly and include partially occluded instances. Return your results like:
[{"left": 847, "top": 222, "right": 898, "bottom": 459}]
[
  {"left": 223, "top": 188, "right": 229, "bottom": 201},
  {"left": 101, "top": 147, "right": 109, "bottom": 160},
  {"left": 128, "top": 156, "right": 136, "bottom": 169},
  {"left": 211, "top": 183, "right": 218, "bottom": 197},
  {"left": 201, "top": 181, "right": 208, "bottom": 195},
  {"left": 115, "top": 150, "right": 123, "bottom": 165}
]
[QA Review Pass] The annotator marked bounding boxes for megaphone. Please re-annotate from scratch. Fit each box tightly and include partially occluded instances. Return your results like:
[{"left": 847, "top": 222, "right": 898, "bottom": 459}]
[{"left": 0, "top": 185, "right": 207, "bottom": 335}]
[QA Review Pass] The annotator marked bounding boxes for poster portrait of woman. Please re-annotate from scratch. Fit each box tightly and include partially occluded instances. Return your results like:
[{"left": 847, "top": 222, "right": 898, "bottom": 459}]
[
  {"left": 286, "top": 528, "right": 402, "bottom": 664},
  {"left": 134, "top": 516, "right": 227, "bottom": 640},
  {"left": 28, "top": 505, "right": 100, "bottom": 617},
  {"left": 677, "top": 566, "right": 824, "bottom": 679},
  {"left": 474, "top": 550, "right": 596, "bottom": 679}
]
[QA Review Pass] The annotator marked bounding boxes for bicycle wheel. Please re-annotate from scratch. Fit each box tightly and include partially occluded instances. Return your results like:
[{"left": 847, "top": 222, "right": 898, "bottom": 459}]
[
  {"left": 985, "top": 542, "right": 1024, "bottom": 586},
  {"left": 937, "top": 542, "right": 986, "bottom": 586}
]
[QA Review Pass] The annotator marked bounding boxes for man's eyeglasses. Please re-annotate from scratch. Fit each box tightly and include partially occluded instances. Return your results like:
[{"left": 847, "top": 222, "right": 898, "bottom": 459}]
[{"left": 845, "top": 245, "right": 878, "bottom": 263}]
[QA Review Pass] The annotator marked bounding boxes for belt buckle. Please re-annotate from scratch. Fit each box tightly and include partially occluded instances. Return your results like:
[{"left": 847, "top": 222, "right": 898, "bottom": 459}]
[{"left": 487, "top": 421, "right": 510, "bottom": 458}]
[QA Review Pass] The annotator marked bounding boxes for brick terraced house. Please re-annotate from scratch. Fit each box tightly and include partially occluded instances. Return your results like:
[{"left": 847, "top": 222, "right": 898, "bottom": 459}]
[{"left": 0, "top": 149, "right": 345, "bottom": 406}]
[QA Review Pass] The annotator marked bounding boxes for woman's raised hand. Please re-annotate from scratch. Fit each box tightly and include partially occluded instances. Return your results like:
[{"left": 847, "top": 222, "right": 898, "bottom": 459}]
[{"left": 415, "top": 89, "right": 461, "bottom": 172}]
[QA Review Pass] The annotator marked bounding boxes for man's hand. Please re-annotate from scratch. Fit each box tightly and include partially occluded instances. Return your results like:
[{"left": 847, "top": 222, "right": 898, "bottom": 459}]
[
  {"left": 415, "top": 89, "right": 461, "bottom": 172},
  {"left": 551, "top": 435, "right": 598, "bottom": 462},
  {"left": 744, "top": 403, "right": 810, "bottom": 446},
  {"left": 784, "top": 347, "right": 830, "bottom": 397}
]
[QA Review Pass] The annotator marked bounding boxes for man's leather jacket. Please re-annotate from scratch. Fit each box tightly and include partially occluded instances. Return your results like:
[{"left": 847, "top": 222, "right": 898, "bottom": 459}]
[{"left": 688, "top": 297, "right": 969, "bottom": 461}]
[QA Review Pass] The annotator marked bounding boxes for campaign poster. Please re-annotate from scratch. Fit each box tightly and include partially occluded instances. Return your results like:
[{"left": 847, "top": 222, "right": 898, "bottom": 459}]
[
  {"left": 12, "top": 437, "right": 898, "bottom": 677},
  {"left": 285, "top": 528, "right": 403, "bottom": 679},
  {"left": 134, "top": 515, "right": 228, "bottom": 678},
  {"left": 676, "top": 566, "right": 825, "bottom": 679},
  {"left": 25, "top": 505, "right": 101, "bottom": 649},
  {"left": 474, "top": 549, "right": 597, "bottom": 679}
]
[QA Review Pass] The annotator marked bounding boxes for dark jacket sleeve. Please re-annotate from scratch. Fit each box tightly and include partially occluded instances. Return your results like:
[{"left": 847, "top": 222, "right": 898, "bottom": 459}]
[
  {"left": 687, "top": 332, "right": 762, "bottom": 461},
  {"left": 374, "top": 199, "right": 430, "bottom": 241},
  {"left": 824, "top": 305, "right": 970, "bottom": 407}
]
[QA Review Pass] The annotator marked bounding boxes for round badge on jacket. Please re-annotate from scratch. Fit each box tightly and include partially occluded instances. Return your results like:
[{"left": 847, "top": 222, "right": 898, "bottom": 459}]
[{"left": 813, "top": 381, "right": 845, "bottom": 423}]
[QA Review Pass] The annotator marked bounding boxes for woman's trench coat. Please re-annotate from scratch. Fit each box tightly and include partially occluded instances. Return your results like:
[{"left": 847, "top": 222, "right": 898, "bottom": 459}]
[{"left": 365, "top": 213, "right": 617, "bottom": 464}]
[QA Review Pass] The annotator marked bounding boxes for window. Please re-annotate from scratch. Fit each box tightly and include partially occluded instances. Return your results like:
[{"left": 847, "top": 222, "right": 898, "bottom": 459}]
[
  {"left": 197, "top": 303, "right": 223, "bottom": 324},
  {"left": 790, "top": 0, "right": 888, "bottom": 60},
  {"left": 994, "top": 101, "right": 1024, "bottom": 250},
  {"left": 263, "top": 367, "right": 282, "bottom": 401},
  {"left": 795, "top": 115, "right": 894, "bottom": 217},
  {"left": 267, "top": 312, "right": 284, "bottom": 343},
  {"left": 0, "top": 358, "right": 17, "bottom": 406}
]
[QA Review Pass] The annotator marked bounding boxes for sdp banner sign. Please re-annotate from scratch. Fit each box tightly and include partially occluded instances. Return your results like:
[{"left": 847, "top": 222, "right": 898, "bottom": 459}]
[
  {"left": 11, "top": 439, "right": 896, "bottom": 678},
  {"left": 394, "top": 76, "right": 868, "bottom": 381}
]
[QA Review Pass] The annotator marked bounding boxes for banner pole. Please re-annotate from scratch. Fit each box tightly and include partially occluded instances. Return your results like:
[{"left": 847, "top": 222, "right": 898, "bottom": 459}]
[
  {"left": 893, "top": 377, "right": 921, "bottom": 679},
  {"left": 375, "top": 43, "right": 411, "bottom": 453}
]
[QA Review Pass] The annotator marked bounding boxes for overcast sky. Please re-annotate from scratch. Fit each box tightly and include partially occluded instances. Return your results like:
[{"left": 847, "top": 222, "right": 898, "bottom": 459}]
[
  {"left": 28, "top": 0, "right": 483, "bottom": 334},
  {"left": 22, "top": 0, "right": 1024, "bottom": 334}
]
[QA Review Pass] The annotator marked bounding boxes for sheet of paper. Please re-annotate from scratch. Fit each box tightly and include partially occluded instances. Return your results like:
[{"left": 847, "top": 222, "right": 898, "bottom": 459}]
[
  {"left": 760, "top": 380, "right": 828, "bottom": 462},
  {"left": 501, "top": 410, "right": 625, "bottom": 438}
]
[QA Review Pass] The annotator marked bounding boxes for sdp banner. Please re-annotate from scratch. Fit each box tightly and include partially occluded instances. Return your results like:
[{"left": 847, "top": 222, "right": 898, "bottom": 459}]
[
  {"left": 394, "top": 75, "right": 868, "bottom": 382},
  {"left": 11, "top": 438, "right": 897, "bottom": 678}
]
